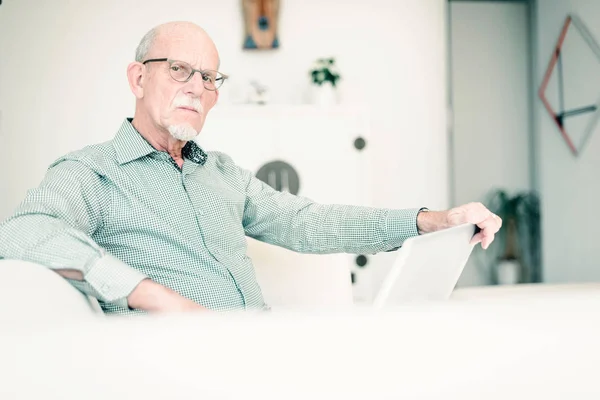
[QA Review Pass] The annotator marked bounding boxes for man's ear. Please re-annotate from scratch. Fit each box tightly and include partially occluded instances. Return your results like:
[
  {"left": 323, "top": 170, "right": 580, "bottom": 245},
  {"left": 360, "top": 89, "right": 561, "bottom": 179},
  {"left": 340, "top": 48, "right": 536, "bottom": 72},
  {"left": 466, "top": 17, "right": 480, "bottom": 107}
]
[
  {"left": 127, "top": 62, "right": 145, "bottom": 99},
  {"left": 209, "top": 89, "right": 220, "bottom": 108}
]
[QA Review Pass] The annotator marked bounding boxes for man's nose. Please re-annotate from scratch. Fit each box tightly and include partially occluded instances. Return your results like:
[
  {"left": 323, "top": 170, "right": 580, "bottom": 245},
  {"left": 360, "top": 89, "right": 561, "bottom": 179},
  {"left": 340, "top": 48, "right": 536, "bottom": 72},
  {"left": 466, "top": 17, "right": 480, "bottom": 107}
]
[{"left": 183, "top": 71, "right": 206, "bottom": 97}]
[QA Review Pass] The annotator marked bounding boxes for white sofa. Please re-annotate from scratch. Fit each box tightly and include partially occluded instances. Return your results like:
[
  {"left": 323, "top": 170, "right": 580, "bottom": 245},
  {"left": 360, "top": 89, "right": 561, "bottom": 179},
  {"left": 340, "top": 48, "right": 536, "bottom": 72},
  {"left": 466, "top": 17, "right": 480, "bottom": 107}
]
[
  {"left": 1, "top": 258, "right": 600, "bottom": 399},
  {"left": 0, "top": 257, "right": 354, "bottom": 322}
]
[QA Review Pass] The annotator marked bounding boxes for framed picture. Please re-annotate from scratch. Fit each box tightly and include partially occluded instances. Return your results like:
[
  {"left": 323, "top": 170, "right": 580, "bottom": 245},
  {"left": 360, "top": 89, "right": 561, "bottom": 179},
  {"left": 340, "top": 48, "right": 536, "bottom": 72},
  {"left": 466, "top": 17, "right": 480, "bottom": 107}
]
[
  {"left": 242, "top": 0, "right": 280, "bottom": 50},
  {"left": 539, "top": 15, "right": 600, "bottom": 156}
]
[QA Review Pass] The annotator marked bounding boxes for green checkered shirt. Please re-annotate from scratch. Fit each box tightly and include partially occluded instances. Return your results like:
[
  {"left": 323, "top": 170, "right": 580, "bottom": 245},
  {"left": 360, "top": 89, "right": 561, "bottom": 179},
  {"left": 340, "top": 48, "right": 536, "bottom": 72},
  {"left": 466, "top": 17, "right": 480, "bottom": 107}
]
[{"left": 0, "top": 119, "right": 420, "bottom": 315}]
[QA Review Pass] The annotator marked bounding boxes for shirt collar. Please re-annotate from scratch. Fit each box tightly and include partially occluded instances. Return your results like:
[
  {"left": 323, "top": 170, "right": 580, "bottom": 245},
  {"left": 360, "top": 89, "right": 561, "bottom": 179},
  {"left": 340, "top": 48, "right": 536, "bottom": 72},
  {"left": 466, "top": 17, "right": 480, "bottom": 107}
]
[
  {"left": 182, "top": 140, "right": 209, "bottom": 165},
  {"left": 114, "top": 118, "right": 208, "bottom": 166}
]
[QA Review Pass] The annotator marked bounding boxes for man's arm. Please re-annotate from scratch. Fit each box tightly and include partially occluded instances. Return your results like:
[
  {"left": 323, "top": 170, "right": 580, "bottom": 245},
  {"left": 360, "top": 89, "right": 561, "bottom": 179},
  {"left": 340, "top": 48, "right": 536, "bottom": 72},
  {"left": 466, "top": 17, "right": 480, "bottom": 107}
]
[
  {"left": 0, "top": 160, "right": 204, "bottom": 312},
  {"left": 239, "top": 165, "right": 421, "bottom": 254},
  {"left": 233, "top": 156, "right": 501, "bottom": 253}
]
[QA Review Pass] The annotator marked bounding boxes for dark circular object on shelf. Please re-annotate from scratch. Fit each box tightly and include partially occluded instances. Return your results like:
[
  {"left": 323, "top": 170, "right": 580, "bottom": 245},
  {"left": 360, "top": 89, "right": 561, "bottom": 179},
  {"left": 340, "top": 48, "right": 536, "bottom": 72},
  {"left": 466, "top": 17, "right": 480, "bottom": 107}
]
[
  {"left": 355, "top": 255, "right": 368, "bottom": 268},
  {"left": 354, "top": 137, "right": 367, "bottom": 151}
]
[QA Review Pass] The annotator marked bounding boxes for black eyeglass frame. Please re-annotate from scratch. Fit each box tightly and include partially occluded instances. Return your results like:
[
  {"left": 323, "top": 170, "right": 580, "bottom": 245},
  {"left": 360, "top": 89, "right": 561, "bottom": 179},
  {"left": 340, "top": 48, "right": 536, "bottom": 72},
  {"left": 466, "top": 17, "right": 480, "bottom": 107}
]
[{"left": 142, "top": 58, "right": 228, "bottom": 91}]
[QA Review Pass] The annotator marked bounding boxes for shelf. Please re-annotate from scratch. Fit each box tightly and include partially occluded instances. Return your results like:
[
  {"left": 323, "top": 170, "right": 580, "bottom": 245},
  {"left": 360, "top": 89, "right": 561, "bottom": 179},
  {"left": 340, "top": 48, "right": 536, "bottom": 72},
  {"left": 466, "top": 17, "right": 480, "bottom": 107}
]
[{"left": 209, "top": 103, "right": 370, "bottom": 118}]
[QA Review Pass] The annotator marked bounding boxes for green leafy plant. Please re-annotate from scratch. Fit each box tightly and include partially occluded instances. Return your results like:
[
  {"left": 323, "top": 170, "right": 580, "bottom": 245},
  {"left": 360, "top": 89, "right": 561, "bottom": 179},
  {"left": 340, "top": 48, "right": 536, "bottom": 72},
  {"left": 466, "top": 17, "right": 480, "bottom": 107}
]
[
  {"left": 477, "top": 189, "right": 542, "bottom": 284},
  {"left": 310, "top": 58, "right": 341, "bottom": 87}
]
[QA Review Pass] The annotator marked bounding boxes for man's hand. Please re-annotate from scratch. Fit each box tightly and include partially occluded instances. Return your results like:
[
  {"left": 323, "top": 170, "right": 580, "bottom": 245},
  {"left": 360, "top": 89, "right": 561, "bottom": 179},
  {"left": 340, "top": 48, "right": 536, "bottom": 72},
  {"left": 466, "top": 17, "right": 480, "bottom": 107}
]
[
  {"left": 417, "top": 202, "right": 502, "bottom": 249},
  {"left": 127, "top": 279, "right": 208, "bottom": 312}
]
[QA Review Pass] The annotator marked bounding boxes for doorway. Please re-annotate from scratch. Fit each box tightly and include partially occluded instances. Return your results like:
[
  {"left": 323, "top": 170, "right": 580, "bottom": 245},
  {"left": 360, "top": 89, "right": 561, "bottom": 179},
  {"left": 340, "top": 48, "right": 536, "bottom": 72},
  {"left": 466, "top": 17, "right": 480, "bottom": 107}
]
[{"left": 448, "top": 0, "right": 535, "bottom": 286}]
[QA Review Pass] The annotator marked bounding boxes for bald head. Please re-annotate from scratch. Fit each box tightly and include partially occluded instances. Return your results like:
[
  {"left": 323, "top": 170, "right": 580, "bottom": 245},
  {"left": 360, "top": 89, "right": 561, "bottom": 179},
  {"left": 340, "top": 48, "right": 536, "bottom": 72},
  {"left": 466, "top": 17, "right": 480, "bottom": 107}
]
[{"left": 135, "top": 22, "right": 219, "bottom": 67}]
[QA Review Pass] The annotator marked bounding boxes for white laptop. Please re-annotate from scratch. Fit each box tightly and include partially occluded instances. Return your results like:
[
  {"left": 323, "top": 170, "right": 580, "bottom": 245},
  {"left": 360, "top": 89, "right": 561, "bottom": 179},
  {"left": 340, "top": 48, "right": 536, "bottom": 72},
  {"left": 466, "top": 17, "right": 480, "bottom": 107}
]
[{"left": 372, "top": 223, "right": 478, "bottom": 308}]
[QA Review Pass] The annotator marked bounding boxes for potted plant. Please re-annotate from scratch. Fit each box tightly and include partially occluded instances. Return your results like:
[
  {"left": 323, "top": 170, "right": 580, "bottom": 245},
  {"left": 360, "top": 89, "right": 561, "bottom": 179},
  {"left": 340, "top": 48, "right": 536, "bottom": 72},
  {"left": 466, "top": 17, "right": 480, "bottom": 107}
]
[
  {"left": 309, "top": 57, "right": 341, "bottom": 106},
  {"left": 478, "top": 189, "right": 542, "bottom": 285}
]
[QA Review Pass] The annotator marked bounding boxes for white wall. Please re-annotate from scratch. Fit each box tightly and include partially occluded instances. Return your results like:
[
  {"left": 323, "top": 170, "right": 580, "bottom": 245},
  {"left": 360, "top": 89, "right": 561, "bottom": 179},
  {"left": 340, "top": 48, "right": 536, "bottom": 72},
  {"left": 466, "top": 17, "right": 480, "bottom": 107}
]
[
  {"left": 535, "top": 0, "right": 600, "bottom": 283},
  {"left": 0, "top": 0, "right": 448, "bottom": 219},
  {"left": 449, "top": 1, "right": 532, "bottom": 286},
  {"left": 0, "top": 0, "right": 448, "bottom": 293}
]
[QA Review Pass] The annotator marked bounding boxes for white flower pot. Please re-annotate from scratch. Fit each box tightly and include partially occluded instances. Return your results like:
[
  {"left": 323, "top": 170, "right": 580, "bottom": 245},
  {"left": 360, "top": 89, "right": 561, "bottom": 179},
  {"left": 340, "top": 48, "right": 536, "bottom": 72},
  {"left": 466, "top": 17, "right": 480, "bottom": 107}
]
[
  {"left": 312, "top": 83, "right": 338, "bottom": 106},
  {"left": 496, "top": 259, "right": 520, "bottom": 285}
]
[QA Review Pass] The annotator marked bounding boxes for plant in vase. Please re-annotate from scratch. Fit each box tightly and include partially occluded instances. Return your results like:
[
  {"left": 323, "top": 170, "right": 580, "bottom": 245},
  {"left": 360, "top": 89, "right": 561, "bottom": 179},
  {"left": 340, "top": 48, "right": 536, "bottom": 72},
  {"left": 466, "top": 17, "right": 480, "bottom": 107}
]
[
  {"left": 309, "top": 57, "right": 341, "bottom": 105},
  {"left": 476, "top": 189, "right": 542, "bottom": 285}
]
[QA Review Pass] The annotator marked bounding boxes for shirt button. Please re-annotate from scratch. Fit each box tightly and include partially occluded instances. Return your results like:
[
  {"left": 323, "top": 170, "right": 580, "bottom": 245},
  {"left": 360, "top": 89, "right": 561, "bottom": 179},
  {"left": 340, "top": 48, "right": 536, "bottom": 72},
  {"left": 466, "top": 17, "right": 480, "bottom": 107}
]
[
  {"left": 101, "top": 283, "right": 110, "bottom": 292},
  {"left": 198, "top": 210, "right": 205, "bottom": 216}
]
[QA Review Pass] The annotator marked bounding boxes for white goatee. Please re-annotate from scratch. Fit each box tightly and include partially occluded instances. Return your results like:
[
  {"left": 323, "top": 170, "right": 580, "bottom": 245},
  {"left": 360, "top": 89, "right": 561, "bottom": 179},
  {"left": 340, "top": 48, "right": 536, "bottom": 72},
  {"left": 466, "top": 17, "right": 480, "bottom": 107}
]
[{"left": 168, "top": 124, "right": 199, "bottom": 141}]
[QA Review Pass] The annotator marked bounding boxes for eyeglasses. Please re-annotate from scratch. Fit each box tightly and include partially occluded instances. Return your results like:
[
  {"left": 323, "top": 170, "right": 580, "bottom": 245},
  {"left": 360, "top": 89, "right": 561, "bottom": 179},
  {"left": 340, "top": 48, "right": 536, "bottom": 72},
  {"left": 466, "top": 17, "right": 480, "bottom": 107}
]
[{"left": 142, "top": 58, "right": 228, "bottom": 91}]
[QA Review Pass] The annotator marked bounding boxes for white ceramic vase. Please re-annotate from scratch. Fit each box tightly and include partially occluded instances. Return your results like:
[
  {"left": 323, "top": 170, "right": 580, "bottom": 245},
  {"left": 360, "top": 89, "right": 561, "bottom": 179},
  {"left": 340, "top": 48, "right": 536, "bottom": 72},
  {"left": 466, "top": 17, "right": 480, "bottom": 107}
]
[
  {"left": 496, "top": 259, "right": 520, "bottom": 285},
  {"left": 313, "top": 82, "right": 337, "bottom": 106}
]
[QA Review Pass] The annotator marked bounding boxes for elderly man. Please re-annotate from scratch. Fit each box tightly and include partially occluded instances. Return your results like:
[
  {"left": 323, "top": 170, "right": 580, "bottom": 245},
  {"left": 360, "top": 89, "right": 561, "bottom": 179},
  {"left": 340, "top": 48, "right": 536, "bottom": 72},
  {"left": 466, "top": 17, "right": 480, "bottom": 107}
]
[{"left": 0, "top": 22, "right": 501, "bottom": 315}]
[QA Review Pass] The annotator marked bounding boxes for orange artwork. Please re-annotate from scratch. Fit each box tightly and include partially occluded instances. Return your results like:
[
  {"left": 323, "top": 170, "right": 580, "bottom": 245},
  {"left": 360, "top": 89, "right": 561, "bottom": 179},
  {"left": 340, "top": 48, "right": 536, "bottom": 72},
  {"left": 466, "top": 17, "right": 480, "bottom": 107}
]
[{"left": 242, "top": 0, "right": 280, "bottom": 50}]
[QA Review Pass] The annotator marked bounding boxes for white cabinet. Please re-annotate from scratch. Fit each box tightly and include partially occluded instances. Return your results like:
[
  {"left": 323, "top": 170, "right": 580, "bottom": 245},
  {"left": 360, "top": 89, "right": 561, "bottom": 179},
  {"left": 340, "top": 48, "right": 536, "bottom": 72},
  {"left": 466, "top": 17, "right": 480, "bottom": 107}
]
[{"left": 198, "top": 105, "right": 374, "bottom": 304}]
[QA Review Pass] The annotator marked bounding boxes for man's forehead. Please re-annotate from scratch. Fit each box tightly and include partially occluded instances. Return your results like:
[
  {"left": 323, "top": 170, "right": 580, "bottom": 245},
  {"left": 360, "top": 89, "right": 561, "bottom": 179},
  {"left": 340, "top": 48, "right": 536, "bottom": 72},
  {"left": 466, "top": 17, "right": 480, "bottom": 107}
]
[
  {"left": 155, "top": 39, "right": 219, "bottom": 69},
  {"left": 172, "top": 55, "right": 219, "bottom": 70}
]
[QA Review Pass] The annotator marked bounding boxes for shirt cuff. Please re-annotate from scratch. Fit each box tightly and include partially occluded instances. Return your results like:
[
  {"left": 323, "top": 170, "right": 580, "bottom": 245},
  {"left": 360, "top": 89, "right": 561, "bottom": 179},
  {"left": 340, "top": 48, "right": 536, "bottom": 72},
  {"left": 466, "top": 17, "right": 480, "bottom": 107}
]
[
  {"left": 383, "top": 208, "right": 421, "bottom": 250},
  {"left": 84, "top": 253, "right": 148, "bottom": 309}
]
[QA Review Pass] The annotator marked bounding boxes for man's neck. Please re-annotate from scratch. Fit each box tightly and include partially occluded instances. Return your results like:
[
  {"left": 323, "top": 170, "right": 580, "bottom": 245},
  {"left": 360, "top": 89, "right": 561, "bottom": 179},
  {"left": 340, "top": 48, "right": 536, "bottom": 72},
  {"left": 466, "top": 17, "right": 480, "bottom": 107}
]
[{"left": 131, "top": 114, "right": 186, "bottom": 167}]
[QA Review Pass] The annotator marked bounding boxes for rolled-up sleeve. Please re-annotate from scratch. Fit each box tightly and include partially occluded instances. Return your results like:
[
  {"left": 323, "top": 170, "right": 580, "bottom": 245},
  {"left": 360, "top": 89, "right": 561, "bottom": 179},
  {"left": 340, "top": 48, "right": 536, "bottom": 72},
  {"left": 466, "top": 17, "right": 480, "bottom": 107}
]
[
  {"left": 69, "top": 253, "right": 148, "bottom": 308},
  {"left": 0, "top": 160, "right": 147, "bottom": 307}
]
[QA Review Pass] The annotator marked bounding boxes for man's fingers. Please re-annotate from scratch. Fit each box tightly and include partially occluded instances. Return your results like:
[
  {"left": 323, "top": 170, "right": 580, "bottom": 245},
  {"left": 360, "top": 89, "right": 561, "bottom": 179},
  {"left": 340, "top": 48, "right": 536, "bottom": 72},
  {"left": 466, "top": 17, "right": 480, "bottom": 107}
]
[
  {"left": 470, "top": 232, "right": 483, "bottom": 245},
  {"left": 479, "top": 215, "right": 501, "bottom": 234},
  {"left": 493, "top": 213, "right": 503, "bottom": 229},
  {"left": 467, "top": 209, "right": 502, "bottom": 249},
  {"left": 470, "top": 231, "right": 495, "bottom": 249},
  {"left": 482, "top": 233, "right": 495, "bottom": 250}
]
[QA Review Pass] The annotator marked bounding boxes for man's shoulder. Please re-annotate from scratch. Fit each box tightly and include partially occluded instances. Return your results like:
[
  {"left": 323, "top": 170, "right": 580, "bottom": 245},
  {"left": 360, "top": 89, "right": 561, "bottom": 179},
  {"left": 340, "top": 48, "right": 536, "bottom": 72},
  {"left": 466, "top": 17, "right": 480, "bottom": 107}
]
[{"left": 48, "top": 140, "right": 117, "bottom": 174}]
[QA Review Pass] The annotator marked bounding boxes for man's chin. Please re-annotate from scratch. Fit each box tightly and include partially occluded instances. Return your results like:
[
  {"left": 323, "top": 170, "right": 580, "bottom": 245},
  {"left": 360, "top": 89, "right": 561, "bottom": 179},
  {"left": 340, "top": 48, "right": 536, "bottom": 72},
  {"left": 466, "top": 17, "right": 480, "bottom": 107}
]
[{"left": 167, "top": 124, "right": 200, "bottom": 142}]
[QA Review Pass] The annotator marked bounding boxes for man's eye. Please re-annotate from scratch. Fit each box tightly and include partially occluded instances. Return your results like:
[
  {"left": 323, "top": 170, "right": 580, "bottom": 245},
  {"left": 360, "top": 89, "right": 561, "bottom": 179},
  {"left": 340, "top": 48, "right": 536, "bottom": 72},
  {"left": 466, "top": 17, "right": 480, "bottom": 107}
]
[{"left": 171, "top": 65, "right": 181, "bottom": 72}]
